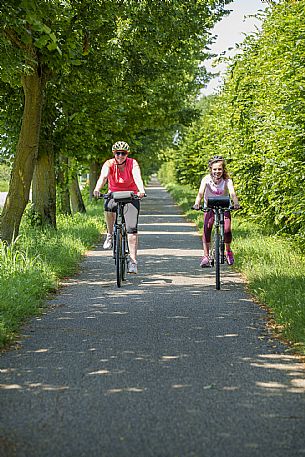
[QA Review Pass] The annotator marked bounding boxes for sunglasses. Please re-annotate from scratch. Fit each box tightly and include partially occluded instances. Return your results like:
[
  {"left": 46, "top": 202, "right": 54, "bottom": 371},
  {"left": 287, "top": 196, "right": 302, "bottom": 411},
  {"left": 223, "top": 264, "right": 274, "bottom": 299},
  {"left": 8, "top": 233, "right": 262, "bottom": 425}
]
[{"left": 115, "top": 151, "right": 128, "bottom": 156}]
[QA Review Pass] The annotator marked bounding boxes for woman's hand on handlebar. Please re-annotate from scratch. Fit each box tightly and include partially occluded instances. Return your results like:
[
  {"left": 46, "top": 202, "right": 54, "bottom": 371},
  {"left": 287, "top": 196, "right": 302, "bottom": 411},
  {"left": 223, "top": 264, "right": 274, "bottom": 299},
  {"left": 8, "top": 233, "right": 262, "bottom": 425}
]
[
  {"left": 93, "top": 190, "right": 101, "bottom": 198},
  {"left": 137, "top": 192, "right": 146, "bottom": 199}
]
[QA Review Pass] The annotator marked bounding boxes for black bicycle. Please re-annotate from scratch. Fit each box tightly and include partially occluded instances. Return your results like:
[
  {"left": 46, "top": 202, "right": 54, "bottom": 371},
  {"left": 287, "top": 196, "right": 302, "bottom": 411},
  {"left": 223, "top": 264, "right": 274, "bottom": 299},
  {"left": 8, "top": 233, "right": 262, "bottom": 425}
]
[
  {"left": 193, "top": 196, "right": 237, "bottom": 290},
  {"left": 102, "top": 191, "right": 141, "bottom": 288}
]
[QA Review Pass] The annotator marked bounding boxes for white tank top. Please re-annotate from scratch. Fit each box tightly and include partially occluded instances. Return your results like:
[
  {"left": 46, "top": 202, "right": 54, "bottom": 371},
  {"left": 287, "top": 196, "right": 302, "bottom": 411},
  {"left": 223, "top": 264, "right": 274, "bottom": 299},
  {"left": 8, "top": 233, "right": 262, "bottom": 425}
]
[{"left": 203, "top": 175, "right": 231, "bottom": 205}]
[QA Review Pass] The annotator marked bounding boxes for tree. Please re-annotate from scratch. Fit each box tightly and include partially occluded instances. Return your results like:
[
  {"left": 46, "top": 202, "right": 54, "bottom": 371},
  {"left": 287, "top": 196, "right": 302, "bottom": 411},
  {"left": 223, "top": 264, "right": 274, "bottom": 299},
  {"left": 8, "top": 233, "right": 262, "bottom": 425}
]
[{"left": 0, "top": 0, "right": 231, "bottom": 241}]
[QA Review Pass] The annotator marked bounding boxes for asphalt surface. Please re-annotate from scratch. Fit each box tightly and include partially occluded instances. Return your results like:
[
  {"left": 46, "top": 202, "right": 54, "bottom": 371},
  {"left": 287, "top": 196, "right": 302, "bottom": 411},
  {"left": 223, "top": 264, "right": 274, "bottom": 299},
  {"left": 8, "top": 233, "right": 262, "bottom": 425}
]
[{"left": 1, "top": 177, "right": 305, "bottom": 457}]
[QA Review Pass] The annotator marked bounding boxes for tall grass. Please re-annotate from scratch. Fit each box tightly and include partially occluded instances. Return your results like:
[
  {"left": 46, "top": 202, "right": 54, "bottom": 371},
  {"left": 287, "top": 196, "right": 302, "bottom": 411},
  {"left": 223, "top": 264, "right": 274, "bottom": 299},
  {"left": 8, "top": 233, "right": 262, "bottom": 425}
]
[
  {"left": 163, "top": 181, "right": 305, "bottom": 354},
  {"left": 0, "top": 204, "right": 104, "bottom": 348}
]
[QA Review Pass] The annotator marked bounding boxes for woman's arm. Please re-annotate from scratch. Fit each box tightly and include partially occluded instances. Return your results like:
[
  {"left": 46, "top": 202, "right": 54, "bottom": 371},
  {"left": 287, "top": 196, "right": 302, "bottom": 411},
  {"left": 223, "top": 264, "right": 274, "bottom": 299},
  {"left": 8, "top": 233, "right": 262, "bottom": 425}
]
[
  {"left": 132, "top": 161, "right": 145, "bottom": 196},
  {"left": 93, "top": 162, "right": 109, "bottom": 196}
]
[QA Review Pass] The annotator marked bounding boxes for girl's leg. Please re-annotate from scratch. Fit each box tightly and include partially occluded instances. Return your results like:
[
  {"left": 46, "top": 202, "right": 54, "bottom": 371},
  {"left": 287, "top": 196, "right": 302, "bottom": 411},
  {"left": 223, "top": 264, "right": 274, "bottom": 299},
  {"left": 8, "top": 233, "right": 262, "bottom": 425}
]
[
  {"left": 224, "top": 212, "right": 234, "bottom": 264},
  {"left": 224, "top": 211, "right": 232, "bottom": 251},
  {"left": 203, "top": 210, "right": 214, "bottom": 256}
]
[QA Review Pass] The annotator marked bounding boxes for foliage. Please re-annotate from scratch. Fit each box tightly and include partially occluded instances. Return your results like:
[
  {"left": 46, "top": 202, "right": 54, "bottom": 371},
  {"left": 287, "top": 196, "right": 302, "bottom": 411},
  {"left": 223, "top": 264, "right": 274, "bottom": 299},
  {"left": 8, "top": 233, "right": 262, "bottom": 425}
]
[
  {"left": 0, "top": 163, "right": 11, "bottom": 191},
  {"left": 170, "top": 0, "right": 305, "bottom": 244},
  {"left": 0, "top": 0, "right": 232, "bottom": 238}
]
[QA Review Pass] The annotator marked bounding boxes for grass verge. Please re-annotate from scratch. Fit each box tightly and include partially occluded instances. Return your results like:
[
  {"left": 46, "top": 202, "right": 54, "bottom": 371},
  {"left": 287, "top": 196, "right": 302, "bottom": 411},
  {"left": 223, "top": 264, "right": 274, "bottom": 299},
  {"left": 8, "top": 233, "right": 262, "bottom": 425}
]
[
  {"left": 0, "top": 204, "right": 105, "bottom": 349},
  {"left": 165, "top": 182, "right": 305, "bottom": 355}
]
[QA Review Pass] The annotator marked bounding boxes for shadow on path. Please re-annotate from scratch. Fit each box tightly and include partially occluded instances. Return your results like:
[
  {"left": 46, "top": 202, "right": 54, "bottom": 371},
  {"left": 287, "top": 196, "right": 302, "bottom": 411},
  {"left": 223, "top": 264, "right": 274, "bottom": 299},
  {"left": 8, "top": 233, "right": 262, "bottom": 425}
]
[{"left": 0, "top": 178, "right": 305, "bottom": 457}]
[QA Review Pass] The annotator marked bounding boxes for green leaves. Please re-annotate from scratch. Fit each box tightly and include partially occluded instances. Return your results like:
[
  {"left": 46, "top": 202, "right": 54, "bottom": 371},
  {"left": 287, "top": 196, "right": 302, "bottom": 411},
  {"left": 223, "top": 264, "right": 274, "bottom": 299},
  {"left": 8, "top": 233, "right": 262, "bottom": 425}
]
[{"left": 171, "top": 0, "right": 305, "bottom": 243}]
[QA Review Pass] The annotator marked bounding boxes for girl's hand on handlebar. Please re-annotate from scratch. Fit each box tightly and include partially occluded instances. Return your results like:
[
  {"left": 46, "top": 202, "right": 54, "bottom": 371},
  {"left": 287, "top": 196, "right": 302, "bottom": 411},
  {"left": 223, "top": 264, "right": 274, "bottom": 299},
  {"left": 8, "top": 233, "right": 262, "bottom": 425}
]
[
  {"left": 93, "top": 190, "right": 101, "bottom": 198},
  {"left": 192, "top": 203, "right": 200, "bottom": 210}
]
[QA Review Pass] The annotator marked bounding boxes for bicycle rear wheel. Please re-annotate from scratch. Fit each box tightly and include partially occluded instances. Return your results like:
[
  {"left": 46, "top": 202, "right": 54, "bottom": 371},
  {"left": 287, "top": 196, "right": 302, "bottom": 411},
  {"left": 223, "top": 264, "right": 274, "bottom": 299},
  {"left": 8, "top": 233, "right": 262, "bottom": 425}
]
[
  {"left": 215, "top": 232, "right": 220, "bottom": 290},
  {"left": 115, "top": 227, "right": 123, "bottom": 287}
]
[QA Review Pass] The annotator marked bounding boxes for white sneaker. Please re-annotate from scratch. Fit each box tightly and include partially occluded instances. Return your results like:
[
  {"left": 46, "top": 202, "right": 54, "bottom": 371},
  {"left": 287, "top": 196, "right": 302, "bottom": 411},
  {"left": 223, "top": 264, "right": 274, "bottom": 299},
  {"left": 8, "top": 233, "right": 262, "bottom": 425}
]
[
  {"left": 127, "top": 260, "right": 138, "bottom": 274},
  {"left": 103, "top": 234, "right": 113, "bottom": 250}
]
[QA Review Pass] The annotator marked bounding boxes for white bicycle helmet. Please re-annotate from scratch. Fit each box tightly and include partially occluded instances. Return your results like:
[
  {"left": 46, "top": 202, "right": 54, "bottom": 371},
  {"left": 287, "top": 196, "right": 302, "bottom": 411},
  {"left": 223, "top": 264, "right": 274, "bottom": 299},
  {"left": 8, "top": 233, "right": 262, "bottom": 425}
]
[{"left": 112, "top": 141, "right": 130, "bottom": 153}]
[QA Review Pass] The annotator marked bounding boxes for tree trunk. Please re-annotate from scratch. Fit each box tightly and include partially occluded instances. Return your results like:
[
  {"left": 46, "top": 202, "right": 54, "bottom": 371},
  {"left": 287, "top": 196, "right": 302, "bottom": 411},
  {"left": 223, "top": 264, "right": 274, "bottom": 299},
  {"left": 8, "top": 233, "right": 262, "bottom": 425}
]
[
  {"left": 89, "top": 161, "right": 101, "bottom": 200},
  {"left": 70, "top": 174, "right": 86, "bottom": 214},
  {"left": 57, "top": 154, "right": 72, "bottom": 215},
  {"left": 32, "top": 137, "right": 57, "bottom": 228},
  {"left": 0, "top": 71, "right": 44, "bottom": 243}
]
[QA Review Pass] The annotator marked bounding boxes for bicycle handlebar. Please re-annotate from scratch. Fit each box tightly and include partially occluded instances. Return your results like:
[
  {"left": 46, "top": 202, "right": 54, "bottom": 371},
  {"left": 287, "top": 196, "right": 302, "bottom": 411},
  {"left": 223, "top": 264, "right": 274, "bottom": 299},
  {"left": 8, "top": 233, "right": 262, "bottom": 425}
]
[
  {"left": 191, "top": 205, "right": 241, "bottom": 212},
  {"left": 96, "top": 192, "right": 147, "bottom": 200}
]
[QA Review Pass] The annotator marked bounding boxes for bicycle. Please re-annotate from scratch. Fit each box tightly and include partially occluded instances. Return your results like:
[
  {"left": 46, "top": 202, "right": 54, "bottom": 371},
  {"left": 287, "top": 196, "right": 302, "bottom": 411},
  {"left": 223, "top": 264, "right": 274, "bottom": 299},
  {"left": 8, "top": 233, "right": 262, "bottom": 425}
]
[
  {"left": 193, "top": 196, "right": 238, "bottom": 290},
  {"left": 101, "top": 191, "right": 142, "bottom": 288}
]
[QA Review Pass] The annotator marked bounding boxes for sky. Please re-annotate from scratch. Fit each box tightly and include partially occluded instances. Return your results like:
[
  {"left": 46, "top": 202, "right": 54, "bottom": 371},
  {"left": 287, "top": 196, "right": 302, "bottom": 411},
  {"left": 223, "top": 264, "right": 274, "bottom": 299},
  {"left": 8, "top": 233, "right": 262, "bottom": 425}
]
[{"left": 202, "top": 0, "right": 269, "bottom": 95}]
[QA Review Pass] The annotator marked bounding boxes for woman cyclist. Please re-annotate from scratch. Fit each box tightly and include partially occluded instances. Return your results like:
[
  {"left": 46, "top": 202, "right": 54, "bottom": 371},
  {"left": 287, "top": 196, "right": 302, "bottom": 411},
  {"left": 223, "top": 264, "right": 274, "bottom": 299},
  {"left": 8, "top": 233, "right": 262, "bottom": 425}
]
[
  {"left": 193, "top": 156, "right": 240, "bottom": 267},
  {"left": 93, "top": 141, "right": 145, "bottom": 274}
]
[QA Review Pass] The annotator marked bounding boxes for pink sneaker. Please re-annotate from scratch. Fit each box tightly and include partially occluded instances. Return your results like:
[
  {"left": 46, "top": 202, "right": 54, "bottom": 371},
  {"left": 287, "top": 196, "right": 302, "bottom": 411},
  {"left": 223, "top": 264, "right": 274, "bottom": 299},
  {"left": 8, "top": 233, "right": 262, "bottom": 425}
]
[
  {"left": 200, "top": 255, "right": 210, "bottom": 268},
  {"left": 226, "top": 250, "right": 234, "bottom": 265}
]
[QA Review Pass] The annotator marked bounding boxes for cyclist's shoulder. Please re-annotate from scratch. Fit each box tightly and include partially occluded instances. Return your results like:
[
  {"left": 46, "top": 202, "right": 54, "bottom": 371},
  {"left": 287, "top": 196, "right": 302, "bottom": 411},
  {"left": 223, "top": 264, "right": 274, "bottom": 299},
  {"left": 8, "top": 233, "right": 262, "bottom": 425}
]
[
  {"left": 202, "top": 174, "right": 210, "bottom": 183},
  {"left": 106, "top": 158, "right": 116, "bottom": 167},
  {"left": 130, "top": 157, "right": 140, "bottom": 167}
]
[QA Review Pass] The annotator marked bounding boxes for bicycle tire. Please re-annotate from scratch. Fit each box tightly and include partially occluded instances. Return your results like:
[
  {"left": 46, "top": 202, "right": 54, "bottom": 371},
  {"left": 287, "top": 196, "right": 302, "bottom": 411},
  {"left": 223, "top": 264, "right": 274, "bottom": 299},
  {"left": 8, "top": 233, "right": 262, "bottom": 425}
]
[
  {"left": 115, "top": 227, "right": 123, "bottom": 288},
  {"left": 215, "top": 231, "right": 220, "bottom": 290},
  {"left": 113, "top": 230, "right": 117, "bottom": 260},
  {"left": 220, "top": 211, "right": 225, "bottom": 264},
  {"left": 220, "top": 237, "right": 225, "bottom": 264},
  {"left": 121, "top": 231, "right": 127, "bottom": 281}
]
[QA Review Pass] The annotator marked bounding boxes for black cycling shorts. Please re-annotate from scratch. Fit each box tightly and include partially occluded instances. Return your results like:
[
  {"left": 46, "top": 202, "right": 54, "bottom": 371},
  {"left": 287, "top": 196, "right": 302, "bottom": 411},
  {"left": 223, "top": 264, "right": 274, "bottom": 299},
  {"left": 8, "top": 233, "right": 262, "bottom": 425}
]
[{"left": 104, "top": 198, "right": 140, "bottom": 234}]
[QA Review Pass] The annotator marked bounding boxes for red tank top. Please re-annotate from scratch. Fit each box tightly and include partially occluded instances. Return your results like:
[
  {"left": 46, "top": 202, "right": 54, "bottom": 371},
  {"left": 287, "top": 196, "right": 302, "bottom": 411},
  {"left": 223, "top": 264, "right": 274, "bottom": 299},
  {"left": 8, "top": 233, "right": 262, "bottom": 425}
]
[{"left": 107, "top": 157, "right": 138, "bottom": 192}]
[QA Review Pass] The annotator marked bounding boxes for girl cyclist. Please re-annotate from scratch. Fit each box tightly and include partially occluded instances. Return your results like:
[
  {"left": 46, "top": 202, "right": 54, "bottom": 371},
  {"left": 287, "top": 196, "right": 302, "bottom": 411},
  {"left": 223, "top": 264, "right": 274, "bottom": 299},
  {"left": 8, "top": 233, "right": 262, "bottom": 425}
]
[
  {"left": 193, "top": 156, "right": 240, "bottom": 267},
  {"left": 93, "top": 141, "right": 145, "bottom": 274}
]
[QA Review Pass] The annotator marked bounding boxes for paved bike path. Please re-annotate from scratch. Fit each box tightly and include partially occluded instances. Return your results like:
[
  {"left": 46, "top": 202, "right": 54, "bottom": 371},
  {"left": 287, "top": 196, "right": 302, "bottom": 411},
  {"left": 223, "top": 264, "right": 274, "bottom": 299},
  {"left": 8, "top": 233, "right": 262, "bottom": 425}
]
[{"left": 1, "top": 178, "right": 305, "bottom": 457}]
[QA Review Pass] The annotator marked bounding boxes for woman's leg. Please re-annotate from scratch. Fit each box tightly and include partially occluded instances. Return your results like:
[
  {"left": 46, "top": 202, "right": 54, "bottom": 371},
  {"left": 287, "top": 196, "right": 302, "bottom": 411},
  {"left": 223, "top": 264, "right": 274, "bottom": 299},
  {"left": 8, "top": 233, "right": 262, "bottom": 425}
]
[
  {"left": 105, "top": 211, "right": 116, "bottom": 234},
  {"left": 124, "top": 201, "right": 140, "bottom": 263}
]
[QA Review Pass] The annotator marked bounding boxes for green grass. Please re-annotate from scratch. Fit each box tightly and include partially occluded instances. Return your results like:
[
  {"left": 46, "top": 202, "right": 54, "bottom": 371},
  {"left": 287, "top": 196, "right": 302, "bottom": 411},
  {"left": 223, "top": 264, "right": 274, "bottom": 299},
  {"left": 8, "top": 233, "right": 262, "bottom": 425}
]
[
  {"left": 165, "top": 182, "right": 305, "bottom": 355},
  {"left": 0, "top": 163, "right": 11, "bottom": 191},
  {"left": 0, "top": 180, "right": 9, "bottom": 191},
  {"left": 0, "top": 204, "right": 105, "bottom": 348}
]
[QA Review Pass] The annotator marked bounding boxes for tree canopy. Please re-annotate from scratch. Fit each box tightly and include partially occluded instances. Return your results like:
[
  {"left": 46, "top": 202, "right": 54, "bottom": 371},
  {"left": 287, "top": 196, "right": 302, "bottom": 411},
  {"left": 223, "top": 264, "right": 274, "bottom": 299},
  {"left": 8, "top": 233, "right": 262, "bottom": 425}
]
[
  {"left": 0, "top": 0, "right": 231, "bottom": 241},
  {"left": 168, "top": 0, "right": 305, "bottom": 243}
]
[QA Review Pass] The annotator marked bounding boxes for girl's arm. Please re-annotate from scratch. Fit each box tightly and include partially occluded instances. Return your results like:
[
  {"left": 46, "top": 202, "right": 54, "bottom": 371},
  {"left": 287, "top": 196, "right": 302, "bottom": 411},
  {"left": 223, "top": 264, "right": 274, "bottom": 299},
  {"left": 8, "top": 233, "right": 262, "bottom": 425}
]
[
  {"left": 132, "top": 160, "right": 145, "bottom": 196},
  {"left": 93, "top": 162, "right": 110, "bottom": 196},
  {"left": 227, "top": 179, "right": 240, "bottom": 209},
  {"left": 194, "top": 177, "right": 207, "bottom": 208}
]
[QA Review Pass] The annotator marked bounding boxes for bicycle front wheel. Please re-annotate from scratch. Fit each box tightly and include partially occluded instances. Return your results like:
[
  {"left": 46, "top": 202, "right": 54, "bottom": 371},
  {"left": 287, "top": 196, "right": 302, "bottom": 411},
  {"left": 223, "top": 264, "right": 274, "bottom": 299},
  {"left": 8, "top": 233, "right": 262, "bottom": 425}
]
[
  {"left": 115, "top": 227, "right": 123, "bottom": 288},
  {"left": 121, "top": 231, "right": 128, "bottom": 281},
  {"left": 215, "top": 231, "right": 220, "bottom": 290}
]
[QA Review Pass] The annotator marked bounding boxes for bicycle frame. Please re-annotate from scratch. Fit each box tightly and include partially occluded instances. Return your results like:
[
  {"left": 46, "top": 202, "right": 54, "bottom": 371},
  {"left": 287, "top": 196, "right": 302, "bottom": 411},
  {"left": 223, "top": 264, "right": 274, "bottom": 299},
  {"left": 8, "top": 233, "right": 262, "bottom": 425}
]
[
  {"left": 209, "top": 206, "right": 227, "bottom": 290},
  {"left": 101, "top": 190, "right": 142, "bottom": 288},
  {"left": 193, "top": 196, "right": 232, "bottom": 290}
]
